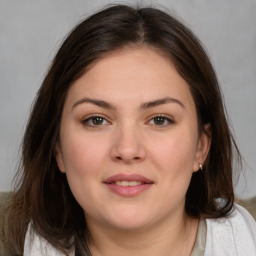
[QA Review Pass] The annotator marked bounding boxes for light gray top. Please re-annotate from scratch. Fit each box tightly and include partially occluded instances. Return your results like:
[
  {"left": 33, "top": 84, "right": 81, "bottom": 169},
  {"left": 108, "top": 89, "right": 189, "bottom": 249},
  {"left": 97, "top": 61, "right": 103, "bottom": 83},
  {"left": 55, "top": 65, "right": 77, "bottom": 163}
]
[
  {"left": 24, "top": 204, "right": 256, "bottom": 256},
  {"left": 191, "top": 219, "right": 207, "bottom": 256}
]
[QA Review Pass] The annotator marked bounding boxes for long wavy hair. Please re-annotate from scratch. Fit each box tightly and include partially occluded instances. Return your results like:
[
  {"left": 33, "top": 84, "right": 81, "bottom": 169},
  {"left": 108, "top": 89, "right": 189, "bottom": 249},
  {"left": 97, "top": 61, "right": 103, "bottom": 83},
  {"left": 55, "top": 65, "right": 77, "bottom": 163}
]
[{"left": 1, "top": 4, "right": 241, "bottom": 255}]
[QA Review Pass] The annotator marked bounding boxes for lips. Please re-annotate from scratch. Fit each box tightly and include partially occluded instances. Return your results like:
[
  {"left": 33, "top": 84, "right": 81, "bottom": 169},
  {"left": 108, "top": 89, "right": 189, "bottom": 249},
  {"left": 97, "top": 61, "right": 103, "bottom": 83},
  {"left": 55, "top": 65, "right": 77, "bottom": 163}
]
[{"left": 103, "top": 174, "right": 154, "bottom": 197}]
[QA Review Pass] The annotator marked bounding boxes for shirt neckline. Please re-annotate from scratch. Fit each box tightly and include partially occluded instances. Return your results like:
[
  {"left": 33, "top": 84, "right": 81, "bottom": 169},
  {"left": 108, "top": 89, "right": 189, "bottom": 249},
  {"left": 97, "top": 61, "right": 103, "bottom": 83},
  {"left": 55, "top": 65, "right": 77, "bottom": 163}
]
[{"left": 190, "top": 219, "right": 206, "bottom": 256}]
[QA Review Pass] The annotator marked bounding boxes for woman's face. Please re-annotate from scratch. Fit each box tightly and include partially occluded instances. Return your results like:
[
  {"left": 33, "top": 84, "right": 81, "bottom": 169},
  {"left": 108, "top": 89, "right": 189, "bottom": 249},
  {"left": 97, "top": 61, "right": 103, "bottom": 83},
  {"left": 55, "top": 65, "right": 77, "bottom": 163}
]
[{"left": 55, "top": 47, "right": 210, "bottom": 231}]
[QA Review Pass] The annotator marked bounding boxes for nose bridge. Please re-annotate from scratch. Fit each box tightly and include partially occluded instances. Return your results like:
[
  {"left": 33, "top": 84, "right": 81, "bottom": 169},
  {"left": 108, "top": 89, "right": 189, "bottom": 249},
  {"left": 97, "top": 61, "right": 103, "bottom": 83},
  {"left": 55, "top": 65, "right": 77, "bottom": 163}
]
[{"left": 111, "top": 120, "right": 145, "bottom": 163}]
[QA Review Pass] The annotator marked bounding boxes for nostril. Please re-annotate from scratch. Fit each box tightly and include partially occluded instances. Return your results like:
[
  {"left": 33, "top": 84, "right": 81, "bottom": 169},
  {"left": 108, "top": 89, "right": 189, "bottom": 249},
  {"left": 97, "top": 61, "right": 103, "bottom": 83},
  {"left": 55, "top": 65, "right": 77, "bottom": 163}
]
[{"left": 116, "top": 156, "right": 141, "bottom": 160}]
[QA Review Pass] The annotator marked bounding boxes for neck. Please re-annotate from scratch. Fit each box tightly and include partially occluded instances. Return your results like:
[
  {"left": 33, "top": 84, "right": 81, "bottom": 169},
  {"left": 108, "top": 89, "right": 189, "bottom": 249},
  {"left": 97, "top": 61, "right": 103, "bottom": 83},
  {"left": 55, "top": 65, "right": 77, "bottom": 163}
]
[{"left": 86, "top": 212, "right": 199, "bottom": 256}]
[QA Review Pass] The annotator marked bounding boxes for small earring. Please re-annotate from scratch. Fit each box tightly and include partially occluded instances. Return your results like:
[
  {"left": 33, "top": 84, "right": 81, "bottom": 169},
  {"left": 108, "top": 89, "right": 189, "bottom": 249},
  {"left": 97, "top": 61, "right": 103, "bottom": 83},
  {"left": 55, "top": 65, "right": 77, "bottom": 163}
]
[{"left": 199, "top": 164, "right": 203, "bottom": 171}]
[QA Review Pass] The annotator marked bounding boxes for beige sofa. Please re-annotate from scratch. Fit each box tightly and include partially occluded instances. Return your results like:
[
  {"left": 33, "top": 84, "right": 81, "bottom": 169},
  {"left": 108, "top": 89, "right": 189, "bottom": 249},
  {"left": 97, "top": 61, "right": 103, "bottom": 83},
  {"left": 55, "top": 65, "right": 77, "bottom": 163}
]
[
  {"left": 236, "top": 197, "right": 256, "bottom": 220},
  {"left": 0, "top": 192, "right": 255, "bottom": 256}
]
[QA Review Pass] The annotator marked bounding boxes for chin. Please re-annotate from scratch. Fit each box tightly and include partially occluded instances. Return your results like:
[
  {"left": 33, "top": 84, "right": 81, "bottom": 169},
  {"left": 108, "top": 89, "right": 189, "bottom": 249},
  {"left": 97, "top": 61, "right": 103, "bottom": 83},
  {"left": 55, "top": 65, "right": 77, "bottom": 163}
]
[
  {"left": 101, "top": 208, "right": 155, "bottom": 231},
  {"left": 109, "top": 219, "right": 152, "bottom": 231}
]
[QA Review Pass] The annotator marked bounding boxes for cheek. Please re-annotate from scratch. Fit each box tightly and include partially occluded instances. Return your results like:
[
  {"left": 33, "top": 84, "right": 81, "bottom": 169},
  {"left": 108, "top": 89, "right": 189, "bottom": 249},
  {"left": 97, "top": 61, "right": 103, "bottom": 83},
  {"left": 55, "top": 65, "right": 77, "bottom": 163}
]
[
  {"left": 149, "top": 130, "right": 198, "bottom": 171},
  {"left": 60, "top": 133, "right": 109, "bottom": 176},
  {"left": 61, "top": 135, "right": 110, "bottom": 212},
  {"left": 149, "top": 133, "right": 197, "bottom": 203}
]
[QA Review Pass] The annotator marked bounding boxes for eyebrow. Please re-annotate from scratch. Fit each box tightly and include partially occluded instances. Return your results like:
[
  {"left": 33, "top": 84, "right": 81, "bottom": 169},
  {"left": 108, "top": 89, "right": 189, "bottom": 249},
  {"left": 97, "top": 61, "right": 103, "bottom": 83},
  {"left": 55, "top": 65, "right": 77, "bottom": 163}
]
[
  {"left": 72, "top": 98, "right": 116, "bottom": 110},
  {"left": 72, "top": 97, "right": 184, "bottom": 110},
  {"left": 140, "top": 97, "right": 185, "bottom": 109}
]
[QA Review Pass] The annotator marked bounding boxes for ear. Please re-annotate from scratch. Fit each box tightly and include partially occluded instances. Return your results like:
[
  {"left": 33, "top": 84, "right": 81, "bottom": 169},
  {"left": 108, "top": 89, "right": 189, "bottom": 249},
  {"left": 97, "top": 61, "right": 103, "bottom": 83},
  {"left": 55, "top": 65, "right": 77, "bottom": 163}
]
[
  {"left": 55, "top": 143, "right": 65, "bottom": 173},
  {"left": 193, "top": 123, "right": 211, "bottom": 172}
]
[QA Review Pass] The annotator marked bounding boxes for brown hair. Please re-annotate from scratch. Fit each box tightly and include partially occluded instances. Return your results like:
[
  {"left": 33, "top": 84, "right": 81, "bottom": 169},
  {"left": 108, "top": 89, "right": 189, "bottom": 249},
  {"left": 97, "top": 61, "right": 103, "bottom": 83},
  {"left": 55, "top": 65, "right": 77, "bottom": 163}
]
[{"left": 0, "top": 4, "right": 241, "bottom": 255}]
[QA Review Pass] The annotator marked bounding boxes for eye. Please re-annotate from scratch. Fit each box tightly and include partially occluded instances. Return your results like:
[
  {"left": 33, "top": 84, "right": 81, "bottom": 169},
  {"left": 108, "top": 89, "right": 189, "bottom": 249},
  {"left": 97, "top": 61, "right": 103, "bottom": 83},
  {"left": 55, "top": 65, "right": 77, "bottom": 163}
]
[
  {"left": 82, "top": 115, "right": 110, "bottom": 127},
  {"left": 148, "top": 115, "right": 174, "bottom": 126}
]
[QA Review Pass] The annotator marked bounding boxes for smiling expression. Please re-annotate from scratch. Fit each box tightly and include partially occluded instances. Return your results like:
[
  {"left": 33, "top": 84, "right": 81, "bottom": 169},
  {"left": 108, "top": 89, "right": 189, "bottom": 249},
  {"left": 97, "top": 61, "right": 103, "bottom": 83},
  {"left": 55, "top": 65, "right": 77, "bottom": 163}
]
[{"left": 55, "top": 46, "right": 210, "bottom": 231}]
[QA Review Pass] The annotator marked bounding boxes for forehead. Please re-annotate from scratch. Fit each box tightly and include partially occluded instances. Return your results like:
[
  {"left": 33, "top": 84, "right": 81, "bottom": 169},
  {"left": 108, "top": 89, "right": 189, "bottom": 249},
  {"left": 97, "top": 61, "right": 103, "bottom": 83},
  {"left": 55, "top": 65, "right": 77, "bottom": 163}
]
[{"left": 64, "top": 46, "right": 196, "bottom": 111}]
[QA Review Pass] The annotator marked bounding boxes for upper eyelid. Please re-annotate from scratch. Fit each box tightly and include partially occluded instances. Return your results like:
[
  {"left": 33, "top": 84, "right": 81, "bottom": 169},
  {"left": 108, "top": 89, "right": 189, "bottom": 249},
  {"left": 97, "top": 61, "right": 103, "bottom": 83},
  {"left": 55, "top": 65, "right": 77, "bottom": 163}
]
[
  {"left": 81, "top": 115, "right": 111, "bottom": 126},
  {"left": 82, "top": 114, "right": 110, "bottom": 121},
  {"left": 147, "top": 114, "right": 175, "bottom": 125},
  {"left": 148, "top": 114, "right": 174, "bottom": 121}
]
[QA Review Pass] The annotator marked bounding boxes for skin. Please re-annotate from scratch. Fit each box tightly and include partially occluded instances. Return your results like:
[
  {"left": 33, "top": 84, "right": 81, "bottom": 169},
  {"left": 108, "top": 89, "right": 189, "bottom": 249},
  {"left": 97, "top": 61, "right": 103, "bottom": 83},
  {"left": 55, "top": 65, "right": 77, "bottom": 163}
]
[{"left": 55, "top": 47, "right": 211, "bottom": 256}]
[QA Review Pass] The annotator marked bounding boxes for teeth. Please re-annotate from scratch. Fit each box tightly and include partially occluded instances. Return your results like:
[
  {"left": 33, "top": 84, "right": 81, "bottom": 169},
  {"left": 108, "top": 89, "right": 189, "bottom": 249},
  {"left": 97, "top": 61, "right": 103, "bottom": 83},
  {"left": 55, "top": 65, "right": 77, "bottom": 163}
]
[{"left": 115, "top": 181, "right": 142, "bottom": 186}]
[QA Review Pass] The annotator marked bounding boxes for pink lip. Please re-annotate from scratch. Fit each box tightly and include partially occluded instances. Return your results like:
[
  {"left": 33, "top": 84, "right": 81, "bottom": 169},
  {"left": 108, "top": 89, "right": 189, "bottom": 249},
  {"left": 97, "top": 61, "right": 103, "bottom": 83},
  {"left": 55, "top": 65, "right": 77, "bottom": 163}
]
[
  {"left": 103, "top": 174, "right": 154, "bottom": 197},
  {"left": 103, "top": 174, "right": 153, "bottom": 184}
]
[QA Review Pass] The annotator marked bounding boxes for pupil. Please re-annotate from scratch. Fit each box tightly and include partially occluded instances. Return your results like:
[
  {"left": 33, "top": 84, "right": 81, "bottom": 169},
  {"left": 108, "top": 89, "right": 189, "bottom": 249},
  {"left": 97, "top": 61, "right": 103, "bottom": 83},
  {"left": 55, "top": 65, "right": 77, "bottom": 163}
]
[
  {"left": 93, "top": 117, "right": 103, "bottom": 125},
  {"left": 154, "top": 117, "right": 165, "bottom": 125}
]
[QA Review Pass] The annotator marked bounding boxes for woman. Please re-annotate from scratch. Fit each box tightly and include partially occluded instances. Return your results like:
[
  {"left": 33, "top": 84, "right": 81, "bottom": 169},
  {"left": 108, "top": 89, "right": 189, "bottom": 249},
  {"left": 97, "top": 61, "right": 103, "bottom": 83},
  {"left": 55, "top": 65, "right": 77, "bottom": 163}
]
[{"left": 1, "top": 4, "right": 255, "bottom": 256}]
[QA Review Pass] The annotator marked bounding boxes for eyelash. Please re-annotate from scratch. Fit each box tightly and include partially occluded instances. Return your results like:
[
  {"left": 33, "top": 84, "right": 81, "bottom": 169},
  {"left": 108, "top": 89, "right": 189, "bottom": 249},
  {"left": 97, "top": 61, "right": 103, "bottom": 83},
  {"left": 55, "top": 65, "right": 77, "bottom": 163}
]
[
  {"left": 147, "top": 114, "right": 174, "bottom": 126},
  {"left": 81, "top": 114, "right": 174, "bottom": 127},
  {"left": 81, "top": 115, "right": 110, "bottom": 127}
]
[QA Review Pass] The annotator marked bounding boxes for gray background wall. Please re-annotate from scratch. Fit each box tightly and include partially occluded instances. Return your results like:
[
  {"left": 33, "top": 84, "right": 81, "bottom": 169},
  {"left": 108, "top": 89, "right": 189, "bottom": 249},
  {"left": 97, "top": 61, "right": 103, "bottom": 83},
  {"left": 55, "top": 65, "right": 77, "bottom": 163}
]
[{"left": 0, "top": 0, "right": 255, "bottom": 198}]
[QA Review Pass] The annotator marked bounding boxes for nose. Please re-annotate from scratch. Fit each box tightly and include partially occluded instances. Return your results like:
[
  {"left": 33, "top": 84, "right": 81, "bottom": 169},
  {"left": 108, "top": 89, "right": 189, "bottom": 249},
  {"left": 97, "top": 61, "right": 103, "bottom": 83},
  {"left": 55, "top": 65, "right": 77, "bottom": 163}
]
[{"left": 110, "top": 123, "right": 146, "bottom": 164}]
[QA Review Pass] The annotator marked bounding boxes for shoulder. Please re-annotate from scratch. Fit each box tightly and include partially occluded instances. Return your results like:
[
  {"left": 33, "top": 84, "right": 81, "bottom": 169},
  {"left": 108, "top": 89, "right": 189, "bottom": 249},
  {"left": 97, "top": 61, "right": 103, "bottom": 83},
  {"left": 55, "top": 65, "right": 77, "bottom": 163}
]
[
  {"left": 24, "top": 223, "right": 74, "bottom": 256},
  {"left": 204, "top": 203, "right": 256, "bottom": 256}
]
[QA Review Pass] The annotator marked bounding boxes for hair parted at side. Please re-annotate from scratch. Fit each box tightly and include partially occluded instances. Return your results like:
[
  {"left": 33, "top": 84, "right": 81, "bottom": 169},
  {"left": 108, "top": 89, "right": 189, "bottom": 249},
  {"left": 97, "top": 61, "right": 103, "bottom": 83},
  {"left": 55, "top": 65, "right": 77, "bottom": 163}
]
[{"left": 0, "top": 4, "right": 241, "bottom": 255}]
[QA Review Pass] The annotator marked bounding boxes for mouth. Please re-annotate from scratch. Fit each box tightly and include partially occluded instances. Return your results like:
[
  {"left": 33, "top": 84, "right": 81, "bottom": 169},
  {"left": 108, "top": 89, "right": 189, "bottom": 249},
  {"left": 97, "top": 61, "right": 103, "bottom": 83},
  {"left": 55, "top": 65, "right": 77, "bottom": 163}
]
[
  {"left": 103, "top": 174, "right": 154, "bottom": 197},
  {"left": 112, "top": 181, "right": 143, "bottom": 186}
]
